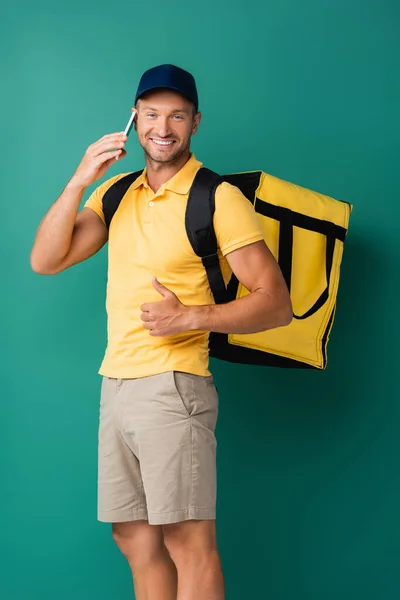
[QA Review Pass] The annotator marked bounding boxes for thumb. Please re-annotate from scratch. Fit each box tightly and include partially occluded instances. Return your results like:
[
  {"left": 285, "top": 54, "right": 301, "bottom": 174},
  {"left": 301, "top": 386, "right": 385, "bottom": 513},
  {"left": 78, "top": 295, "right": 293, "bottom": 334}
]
[
  {"left": 152, "top": 277, "right": 173, "bottom": 297},
  {"left": 105, "top": 149, "right": 127, "bottom": 169},
  {"left": 113, "top": 148, "right": 127, "bottom": 162}
]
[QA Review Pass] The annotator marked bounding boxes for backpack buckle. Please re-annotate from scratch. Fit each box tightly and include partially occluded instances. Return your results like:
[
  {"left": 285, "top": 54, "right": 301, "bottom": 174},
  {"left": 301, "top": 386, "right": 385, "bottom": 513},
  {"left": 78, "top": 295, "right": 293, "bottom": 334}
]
[{"left": 202, "top": 253, "right": 219, "bottom": 267}]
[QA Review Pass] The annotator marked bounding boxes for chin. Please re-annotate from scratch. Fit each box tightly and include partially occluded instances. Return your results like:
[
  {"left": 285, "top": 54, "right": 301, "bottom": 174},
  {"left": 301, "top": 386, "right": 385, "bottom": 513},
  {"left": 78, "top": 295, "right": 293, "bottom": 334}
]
[
  {"left": 147, "top": 152, "right": 176, "bottom": 163},
  {"left": 145, "top": 145, "right": 187, "bottom": 164}
]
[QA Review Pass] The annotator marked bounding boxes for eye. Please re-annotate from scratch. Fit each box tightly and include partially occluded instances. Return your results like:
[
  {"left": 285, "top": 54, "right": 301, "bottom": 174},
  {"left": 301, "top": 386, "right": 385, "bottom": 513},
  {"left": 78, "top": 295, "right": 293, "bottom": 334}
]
[
  {"left": 147, "top": 113, "right": 156, "bottom": 118},
  {"left": 172, "top": 114, "right": 184, "bottom": 120}
]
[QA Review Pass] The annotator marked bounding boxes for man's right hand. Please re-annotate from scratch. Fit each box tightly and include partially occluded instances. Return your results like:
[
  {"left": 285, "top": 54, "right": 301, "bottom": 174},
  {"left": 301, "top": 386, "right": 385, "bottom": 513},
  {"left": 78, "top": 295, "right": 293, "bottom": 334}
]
[{"left": 70, "top": 132, "right": 128, "bottom": 188}]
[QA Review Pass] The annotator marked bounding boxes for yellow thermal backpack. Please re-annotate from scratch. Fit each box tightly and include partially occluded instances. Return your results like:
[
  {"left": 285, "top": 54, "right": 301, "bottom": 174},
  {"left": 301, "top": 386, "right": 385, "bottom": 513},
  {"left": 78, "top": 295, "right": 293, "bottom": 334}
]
[{"left": 102, "top": 168, "right": 352, "bottom": 370}]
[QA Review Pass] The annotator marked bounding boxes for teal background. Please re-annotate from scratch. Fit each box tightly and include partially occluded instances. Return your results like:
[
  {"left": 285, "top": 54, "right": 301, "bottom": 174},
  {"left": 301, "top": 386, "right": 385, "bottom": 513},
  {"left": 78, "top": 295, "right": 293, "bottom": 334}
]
[{"left": 2, "top": 0, "right": 400, "bottom": 598}]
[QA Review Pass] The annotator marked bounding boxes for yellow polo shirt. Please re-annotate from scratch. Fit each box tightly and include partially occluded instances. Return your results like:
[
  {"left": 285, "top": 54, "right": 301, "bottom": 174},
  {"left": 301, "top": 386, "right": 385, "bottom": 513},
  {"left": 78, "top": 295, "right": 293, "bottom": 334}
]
[{"left": 84, "top": 154, "right": 264, "bottom": 378}]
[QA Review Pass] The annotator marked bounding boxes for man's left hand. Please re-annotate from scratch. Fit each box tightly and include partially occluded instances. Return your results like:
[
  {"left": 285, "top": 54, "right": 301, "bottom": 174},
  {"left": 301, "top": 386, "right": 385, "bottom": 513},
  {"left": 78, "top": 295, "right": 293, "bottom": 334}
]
[{"left": 140, "top": 277, "right": 192, "bottom": 336}]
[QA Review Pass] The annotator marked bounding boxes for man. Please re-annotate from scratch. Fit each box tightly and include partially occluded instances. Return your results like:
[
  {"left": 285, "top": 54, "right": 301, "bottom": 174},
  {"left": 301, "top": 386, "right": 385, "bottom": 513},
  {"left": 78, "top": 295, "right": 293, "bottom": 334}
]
[{"left": 31, "top": 64, "right": 292, "bottom": 600}]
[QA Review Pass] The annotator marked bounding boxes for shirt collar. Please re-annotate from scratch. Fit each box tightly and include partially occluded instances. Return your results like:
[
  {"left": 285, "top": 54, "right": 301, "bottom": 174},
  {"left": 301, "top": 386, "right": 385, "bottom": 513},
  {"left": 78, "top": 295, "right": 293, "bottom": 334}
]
[
  {"left": 130, "top": 169, "right": 149, "bottom": 190},
  {"left": 129, "top": 154, "right": 203, "bottom": 195}
]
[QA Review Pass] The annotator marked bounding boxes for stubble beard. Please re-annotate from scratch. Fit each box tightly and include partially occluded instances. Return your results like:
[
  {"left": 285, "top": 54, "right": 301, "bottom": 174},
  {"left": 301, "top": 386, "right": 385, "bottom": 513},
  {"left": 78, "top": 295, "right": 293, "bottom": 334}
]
[{"left": 142, "top": 138, "right": 191, "bottom": 166}]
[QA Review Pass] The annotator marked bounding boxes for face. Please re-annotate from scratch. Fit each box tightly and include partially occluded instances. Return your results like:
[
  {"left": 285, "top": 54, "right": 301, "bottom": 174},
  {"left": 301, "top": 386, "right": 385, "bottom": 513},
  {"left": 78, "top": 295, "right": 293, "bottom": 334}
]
[{"left": 134, "top": 89, "right": 201, "bottom": 165}]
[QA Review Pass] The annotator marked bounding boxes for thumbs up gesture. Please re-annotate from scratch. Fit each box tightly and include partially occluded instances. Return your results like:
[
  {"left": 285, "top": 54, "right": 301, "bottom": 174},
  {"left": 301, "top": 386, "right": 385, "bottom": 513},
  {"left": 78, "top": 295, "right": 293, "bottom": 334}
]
[{"left": 140, "top": 277, "right": 191, "bottom": 336}]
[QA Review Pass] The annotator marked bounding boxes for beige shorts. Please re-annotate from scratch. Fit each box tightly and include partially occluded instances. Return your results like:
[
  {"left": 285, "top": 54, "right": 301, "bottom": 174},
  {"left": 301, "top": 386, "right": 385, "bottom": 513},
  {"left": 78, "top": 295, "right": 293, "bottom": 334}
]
[{"left": 98, "top": 371, "right": 219, "bottom": 525}]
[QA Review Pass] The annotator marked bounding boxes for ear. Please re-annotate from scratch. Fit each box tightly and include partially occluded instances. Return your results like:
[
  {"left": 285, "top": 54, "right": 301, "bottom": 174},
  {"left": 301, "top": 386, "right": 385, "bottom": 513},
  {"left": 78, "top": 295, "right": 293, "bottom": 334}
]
[
  {"left": 192, "top": 111, "right": 202, "bottom": 135},
  {"left": 131, "top": 106, "right": 138, "bottom": 131}
]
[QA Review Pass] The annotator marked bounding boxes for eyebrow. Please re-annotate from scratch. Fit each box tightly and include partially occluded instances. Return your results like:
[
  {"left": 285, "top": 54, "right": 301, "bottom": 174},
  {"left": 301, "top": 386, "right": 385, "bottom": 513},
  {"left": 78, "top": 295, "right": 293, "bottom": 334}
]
[{"left": 143, "top": 107, "right": 189, "bottom": 115}]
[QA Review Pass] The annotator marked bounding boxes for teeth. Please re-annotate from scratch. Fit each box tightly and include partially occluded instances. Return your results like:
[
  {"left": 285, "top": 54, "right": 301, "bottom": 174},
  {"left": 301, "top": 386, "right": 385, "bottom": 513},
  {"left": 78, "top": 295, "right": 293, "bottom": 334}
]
[{"left": 152, "top": 139, "right": 174, "bottom": 146}]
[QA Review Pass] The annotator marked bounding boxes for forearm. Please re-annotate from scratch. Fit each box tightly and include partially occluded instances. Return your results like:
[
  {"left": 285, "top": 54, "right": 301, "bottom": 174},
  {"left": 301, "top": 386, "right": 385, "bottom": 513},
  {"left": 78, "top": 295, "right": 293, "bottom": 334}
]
[
  {"left": 30, "top": 178, "right": 86, "bottom": 272},
  {"left": 189, "top": 288, "right": 293, "bottom": 334}
]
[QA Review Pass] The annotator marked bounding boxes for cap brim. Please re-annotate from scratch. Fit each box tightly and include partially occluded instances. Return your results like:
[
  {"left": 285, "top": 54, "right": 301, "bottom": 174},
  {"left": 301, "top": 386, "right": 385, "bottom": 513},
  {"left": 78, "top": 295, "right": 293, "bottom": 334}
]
[{"left": 135, "top": 85, "right": 197, "bottom": 109}]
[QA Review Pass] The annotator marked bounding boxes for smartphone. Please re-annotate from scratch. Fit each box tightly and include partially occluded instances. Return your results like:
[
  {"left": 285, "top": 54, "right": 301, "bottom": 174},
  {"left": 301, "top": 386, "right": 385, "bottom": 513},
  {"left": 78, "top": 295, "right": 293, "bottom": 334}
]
[{"left": 123, "top": 110, "right": 137, "bottom": 137}]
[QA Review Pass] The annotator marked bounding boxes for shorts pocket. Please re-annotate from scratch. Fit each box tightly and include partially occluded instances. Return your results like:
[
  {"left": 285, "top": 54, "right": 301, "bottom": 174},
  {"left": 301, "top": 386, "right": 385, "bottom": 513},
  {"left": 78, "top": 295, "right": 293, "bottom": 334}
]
[{"left": 170, "top": 371, "right": 196, "bottom": 418}]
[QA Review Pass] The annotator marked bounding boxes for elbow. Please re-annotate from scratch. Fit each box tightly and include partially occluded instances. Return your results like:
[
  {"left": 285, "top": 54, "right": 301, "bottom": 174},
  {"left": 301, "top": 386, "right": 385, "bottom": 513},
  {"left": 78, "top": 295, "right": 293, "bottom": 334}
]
[
  {"left": 280, "top": 302, "right": 293, "bottom": 327},
  {"left": 30, "top": 252, "right": 58, "bottom": 276},
  {"left": 276, "top": 286, "right": 293, "bottom": 327},
  {"left": 278, "top": 293, "right": 293, "bottom": 327},
  {"left": 255, "top": 289, "right": 293, "bottom": 332},
  {"left": 30, "top": 262, "right": 51, "bottom": 276},
  {"left": 269, "top": 296, "right": 293, "bottom": 330}
]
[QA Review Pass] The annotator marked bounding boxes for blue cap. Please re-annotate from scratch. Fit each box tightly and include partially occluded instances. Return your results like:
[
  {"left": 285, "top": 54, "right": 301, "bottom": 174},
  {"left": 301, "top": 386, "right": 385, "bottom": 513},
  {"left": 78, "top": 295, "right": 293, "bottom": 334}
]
[{"left": 135, "top": 64, "right": 199, "bottom": 112}]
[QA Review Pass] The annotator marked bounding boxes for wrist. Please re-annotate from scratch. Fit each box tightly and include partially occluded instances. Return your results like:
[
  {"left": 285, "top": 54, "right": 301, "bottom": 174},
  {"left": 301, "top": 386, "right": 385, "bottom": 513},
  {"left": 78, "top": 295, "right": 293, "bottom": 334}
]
[
  {"left": 67, "top": 176, "right": 87, "bottom": 192},
  {"left": 187, "top": 305, "right": 211, "bottom": 331}
]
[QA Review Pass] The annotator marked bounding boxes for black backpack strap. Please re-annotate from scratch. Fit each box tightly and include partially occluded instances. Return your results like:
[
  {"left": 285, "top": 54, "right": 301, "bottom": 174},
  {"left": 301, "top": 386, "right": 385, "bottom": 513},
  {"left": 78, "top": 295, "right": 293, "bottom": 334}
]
[
  {"left": 185, "top": 168, "right": 229, "bottom": 304},
  {"left": 102, "top": 170, "right": 144, "bottom": 228}
]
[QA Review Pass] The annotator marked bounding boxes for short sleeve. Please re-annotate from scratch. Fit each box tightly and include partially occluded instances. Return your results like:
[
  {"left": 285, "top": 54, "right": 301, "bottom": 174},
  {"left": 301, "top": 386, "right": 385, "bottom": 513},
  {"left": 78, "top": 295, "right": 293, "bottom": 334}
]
[
  {"left": 213, "top": 182, "right": 264, "bottom": 256},
  {"left": 84, "top": 173, "right": 130, "bottom": 225}
]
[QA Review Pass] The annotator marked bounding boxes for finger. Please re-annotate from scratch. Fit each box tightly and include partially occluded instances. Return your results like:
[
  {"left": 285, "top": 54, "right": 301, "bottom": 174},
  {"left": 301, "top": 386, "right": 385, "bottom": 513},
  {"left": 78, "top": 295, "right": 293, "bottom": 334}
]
[
  {"left": 89, "top": 135, "right": 127, "bottom": 157},
  {"left": 91, "top": 139, "right": 127, "bottom": 158},
  {"left": 152, "top": 276, "right": 172, "bottom": 298},
  {"left": 113, "top": 148, "right": 127, "bottom": 162},
  {"left": 98, "top": 149, "right": 125, "bottom": 166},
  {"left": 140, "top": 312, "right": 152, "bottom": 322},
  {"left": 140, "top": 303, "right": 151, "bottom": 313},
  {"left": 104, "top": 149, "right": 127, "bottom": 167},
  {"left": 93, "top": 132, "right": 128, "bottom": 146},
  {"left": 142, "top": 321, "right": 153, "bottom": 330}
]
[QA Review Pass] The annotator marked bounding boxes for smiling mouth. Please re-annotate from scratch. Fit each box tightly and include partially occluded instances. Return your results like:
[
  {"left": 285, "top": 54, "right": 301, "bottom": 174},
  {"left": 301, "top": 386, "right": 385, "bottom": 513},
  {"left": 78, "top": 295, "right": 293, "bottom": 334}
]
[{"left": 150, "top": 138, "right": 176, "bottom": 148}]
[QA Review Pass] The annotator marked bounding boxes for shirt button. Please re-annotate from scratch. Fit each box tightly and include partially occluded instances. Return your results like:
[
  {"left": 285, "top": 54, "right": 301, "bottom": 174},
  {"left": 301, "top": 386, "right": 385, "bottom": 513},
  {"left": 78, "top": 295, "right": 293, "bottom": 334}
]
[{"left": 149, "top": 201, "right": 155, "bottom": 207}]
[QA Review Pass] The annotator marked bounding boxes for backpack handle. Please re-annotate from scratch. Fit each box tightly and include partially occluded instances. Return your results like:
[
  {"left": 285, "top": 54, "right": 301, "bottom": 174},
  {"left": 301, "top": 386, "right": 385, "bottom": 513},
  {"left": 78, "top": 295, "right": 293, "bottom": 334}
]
[
  {"left": 277, "top": 207, "right": 337, "bottom": 320},
  {"left": 254, "top": 200, "right": 347, "bottom": 320}
]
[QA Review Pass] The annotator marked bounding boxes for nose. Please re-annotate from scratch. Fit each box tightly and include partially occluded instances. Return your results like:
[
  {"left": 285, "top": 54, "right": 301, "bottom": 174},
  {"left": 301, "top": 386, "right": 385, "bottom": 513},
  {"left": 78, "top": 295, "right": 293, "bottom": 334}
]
[{"left": 156, "top": 116, "right": 172, "bottom": 138}]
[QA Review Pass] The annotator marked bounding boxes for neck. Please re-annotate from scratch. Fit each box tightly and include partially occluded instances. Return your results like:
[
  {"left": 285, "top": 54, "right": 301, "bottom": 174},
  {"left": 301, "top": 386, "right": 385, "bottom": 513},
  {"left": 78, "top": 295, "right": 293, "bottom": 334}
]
[{"left": 145, "top": 150, "right": 191, "bottom": 193}]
